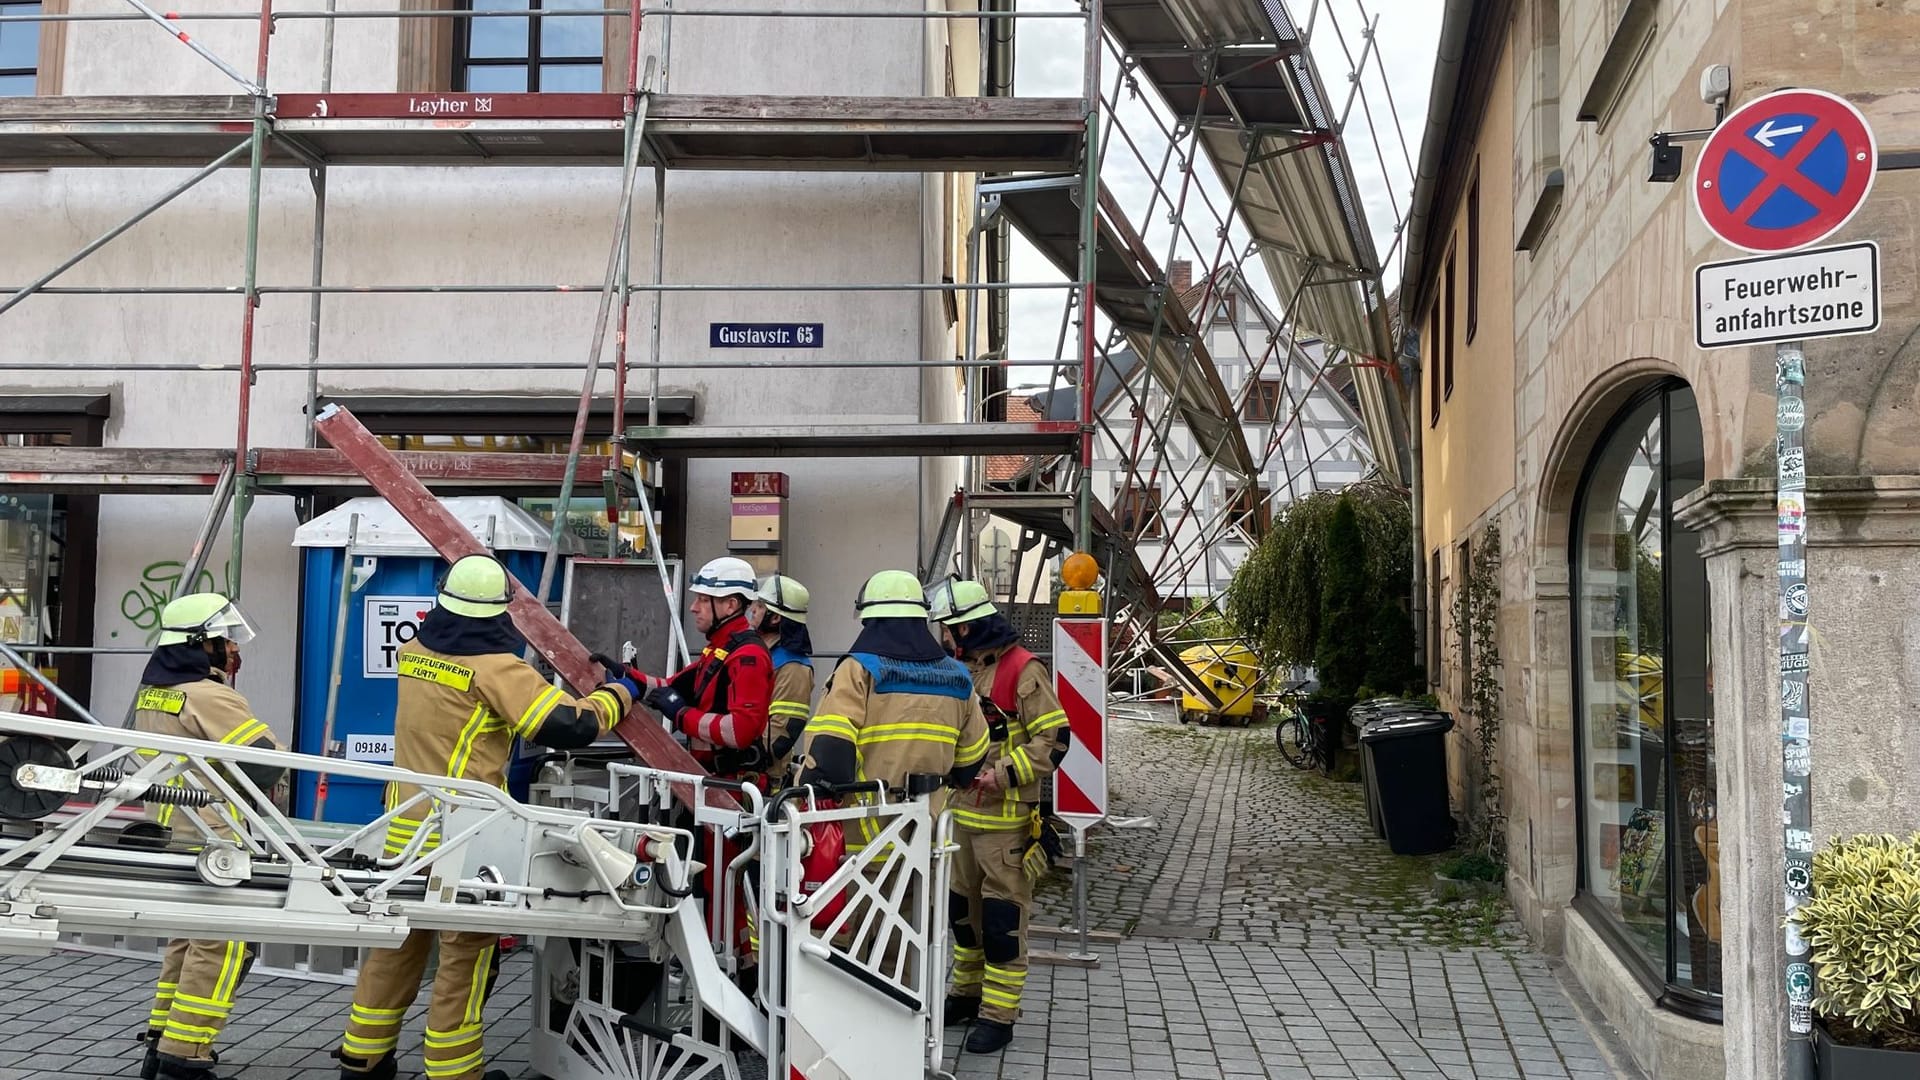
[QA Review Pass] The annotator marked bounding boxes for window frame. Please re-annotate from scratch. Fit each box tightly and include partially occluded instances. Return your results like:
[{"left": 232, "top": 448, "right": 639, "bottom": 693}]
[
  {"left": 0, "top": 0, "right": 40, "bottom": 95},
  {"left": 1467, "top": 161, "right": 1481, "bottom": 344},
  {"left": 1118, "top": 485, "right": 1166, "bottom": 540},
  {"left": 1242, "top": 378, "right": 1283, "bottom": 423},
  {"left": 1226, "top": 484, "right": 1270, "bottom": 543},
  {"left": 1567, "top": 379, "right": 1722, "bottom": 1022},
  {"left": 452, "top": 0, "right": 606, "bottom": 93},
  {"left": 1428, "top": 301, "right": 1442, "bottom": 427},
  {"left": 1443, "top": 243, "right": 1457, "bottom": 401}
]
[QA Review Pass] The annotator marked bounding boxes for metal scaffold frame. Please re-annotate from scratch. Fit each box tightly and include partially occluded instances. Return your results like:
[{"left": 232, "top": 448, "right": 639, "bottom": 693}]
[{"left": 0, "top": 0, "right": 1416, "bottom": 694}]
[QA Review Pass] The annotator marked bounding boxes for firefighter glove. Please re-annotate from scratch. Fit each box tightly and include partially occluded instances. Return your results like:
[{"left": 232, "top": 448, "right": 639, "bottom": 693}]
[
  {"left": 646, "top": 685, "right": 691, "bottom": 723},
  {"left": 591, "top": 652, "right": 640, "bottom": 681}
]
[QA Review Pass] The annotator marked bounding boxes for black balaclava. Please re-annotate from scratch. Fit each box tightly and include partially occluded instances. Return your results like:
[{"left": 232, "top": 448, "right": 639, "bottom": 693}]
[
  {"left": 416, "top": 605, "right": 526, "bottom": 656},
  {"left": 956, "top": 611, "right": 1021, "bottom": 658},
  {"left": 848, "top": 617, "right": 949, "bottom": 662}
]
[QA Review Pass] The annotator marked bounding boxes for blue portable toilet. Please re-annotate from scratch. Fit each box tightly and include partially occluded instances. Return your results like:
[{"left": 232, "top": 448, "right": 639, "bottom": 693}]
[{"left": 291, "top": 496, "right": 580, "bottom": 824}]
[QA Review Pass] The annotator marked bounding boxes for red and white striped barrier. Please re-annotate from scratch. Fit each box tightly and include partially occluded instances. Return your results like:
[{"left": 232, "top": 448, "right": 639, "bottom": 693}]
[{"left": 1052, "top": 617, "right": 1107, "bottom": 825}]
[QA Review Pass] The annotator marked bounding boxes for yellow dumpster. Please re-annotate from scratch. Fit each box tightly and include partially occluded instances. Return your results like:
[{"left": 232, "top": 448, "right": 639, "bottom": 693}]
[{"left": 1177, "top": 643, "right": 1263, "bottom": 726}]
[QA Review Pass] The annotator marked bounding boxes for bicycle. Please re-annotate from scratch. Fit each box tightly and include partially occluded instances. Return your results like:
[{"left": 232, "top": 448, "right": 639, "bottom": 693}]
[{"left": 1271, "top": 681, "right": 1322, "bottom": 771}]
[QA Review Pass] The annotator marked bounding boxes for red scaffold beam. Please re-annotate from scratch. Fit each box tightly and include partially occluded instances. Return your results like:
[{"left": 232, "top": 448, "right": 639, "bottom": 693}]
[{"left": 311, "top": 403, "right": 734, "bottom": 812}]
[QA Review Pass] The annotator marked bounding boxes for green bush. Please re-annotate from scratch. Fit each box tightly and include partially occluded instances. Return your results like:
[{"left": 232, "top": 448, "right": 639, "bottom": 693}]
[
  {"left": 1223, "top": 480, "right": 1412, "bottom": 669},
  {"left": 1314, "top": 496, "right": 1370, "bottom": 699},
  {"left": 1792, "top": 832, "right": 1920, "bottom": 1050},
  {"left": 1439, "top": 851, "right": 1504, "bottom": 883},
  {"left": 1366, "top": 599, "right": 1417, "bottom": 694}
]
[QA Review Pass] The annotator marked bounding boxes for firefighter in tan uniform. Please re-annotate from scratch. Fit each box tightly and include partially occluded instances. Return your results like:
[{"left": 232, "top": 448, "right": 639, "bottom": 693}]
[
  {"left": 792, "top": 570, "right": 991, "bottom": 842},
  {"left": 334, "top": 555, "right": 639, "bottom": 1080},
  {"left": 753, "top": 574, "right": 815, "bottom": 787},
  {"left": 131, "top": 593, "right": 287, "bottom": 1080},
  {"left": 928, "top": 578, "right": 1070, "bottom": 1054}
]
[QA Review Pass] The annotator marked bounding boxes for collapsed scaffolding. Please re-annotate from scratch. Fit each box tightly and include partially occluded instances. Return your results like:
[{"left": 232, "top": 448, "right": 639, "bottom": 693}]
[{"left": 0, "top": 0, "right": 1415, "bottom": 707}]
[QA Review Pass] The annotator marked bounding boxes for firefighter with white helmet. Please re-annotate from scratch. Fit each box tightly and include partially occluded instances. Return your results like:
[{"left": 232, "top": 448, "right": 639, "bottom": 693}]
[
  {"left": 132, "top": 592, "right": 287, "bottom": 1080},
  {"left": 929, "top": 577, "right": 1070, "bottom": 1054},
  {"left": 600, "top": 556, "right": 774, "bottom": 781},
  {"left": 335, "top": 554, "right": 639, "bottom": 1080},
  {"left": 751, "top": 574, "right": 815, "bottom": 785}
]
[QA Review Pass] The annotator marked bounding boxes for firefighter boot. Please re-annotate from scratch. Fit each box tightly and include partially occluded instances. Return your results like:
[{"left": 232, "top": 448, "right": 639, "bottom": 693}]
[
  {"left": 154, "top": 1056, "right": 223, "bottom": 1080},
  {"left": 964, "top": 1018, "right": 1014, "bottom": 1054},
  {"left": 140, "top": 1038, "right": 159, "bottom": 1080},
  {"left": 944, "top": 994, "right": 979, "bottom": 1025},
  {"left": 333, "top": 1050, "right": 398, "bottom": 1080}
]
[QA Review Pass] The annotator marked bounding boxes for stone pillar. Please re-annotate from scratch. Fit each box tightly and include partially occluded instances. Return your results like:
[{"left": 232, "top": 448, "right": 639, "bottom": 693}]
[{"left": 1674, "top": 476, "right": 1920, "bottom": 1080}]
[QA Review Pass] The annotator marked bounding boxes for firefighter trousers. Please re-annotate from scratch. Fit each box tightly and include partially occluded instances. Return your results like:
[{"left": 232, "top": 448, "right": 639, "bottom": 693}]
[
  {"left": 148, "top": 938, "right": 255, "bottom": 1063},
  {"left": 338, "top": 929, "right": 499, "bottom": 1080},
  {"left": 948, "top": 825, "right": 1030, "bottom": 1024}
]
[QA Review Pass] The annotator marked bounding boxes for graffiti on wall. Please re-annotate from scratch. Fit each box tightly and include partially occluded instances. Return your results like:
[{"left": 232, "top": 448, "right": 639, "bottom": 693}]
[{"left": 117, "top": 560, "right": 232, "bottom": 644}]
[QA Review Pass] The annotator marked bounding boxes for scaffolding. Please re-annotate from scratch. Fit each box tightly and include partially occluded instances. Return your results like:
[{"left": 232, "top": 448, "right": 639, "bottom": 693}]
[{"left": 0, "top": 0, "right": 1416, "bottom": 692}]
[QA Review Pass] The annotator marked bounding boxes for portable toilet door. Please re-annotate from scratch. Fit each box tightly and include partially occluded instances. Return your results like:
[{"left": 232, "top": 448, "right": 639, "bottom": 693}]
[{"left": 291, "top": 496, "right": 579, "bottom": 824}]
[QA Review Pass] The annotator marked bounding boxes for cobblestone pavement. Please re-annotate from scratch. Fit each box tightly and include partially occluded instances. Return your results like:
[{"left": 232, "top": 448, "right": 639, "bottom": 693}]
[{"left": 0, "top": 710, "right": 1639, "bottom": 1079}]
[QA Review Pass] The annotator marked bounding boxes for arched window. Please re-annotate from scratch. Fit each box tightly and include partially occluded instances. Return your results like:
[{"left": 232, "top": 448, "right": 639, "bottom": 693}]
[{"left": 1572, "top": 381, "right": 1720, "bottom": 1015}]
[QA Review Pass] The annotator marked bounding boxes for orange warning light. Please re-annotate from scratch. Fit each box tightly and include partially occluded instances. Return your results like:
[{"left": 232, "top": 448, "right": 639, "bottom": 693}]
[{"left": 1061, "top": 552, "right": 1100, "bottom": 591}]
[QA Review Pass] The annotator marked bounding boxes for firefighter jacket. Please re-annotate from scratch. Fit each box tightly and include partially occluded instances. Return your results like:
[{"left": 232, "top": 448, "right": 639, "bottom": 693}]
[
  {"left": 639, "top": 611, "right": 772, "bottom": 775},
  {"left": 765, "top": 641, "right": 815, "bottom": 782},
  {"left": 132, "top": 647, "right": 286, "bottom": 841},
  {"left": 794, "top": 620, "right": 992, "bottom": 833},
  {"left": 382, "top": 614, "right": 633, "bottom": 859},
  {"left": 950, "top": 644, "right": 1069, "bottom": 832}
]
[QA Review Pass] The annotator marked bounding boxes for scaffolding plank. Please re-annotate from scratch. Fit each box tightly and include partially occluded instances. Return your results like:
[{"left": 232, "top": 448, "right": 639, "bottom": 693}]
[
  {"left": 977, "top": 489, "right": 1162, "bottom": 612},
  {"left": 993, "top": 178, "right": 1256, "bottom": 479},
  {"left": 310, "top": 404, "right": 730, "bottom": 812},
  {"left": 0, "top": 94, "right": 1083, "bottom": 171},
  {"left": 0, "top": 447, "right": 232, "bottom": 493},
  {"left": 625, "top": 422, "right": 1081, "bottom": 459},
  {"left": 250, "top": 448, "right": 617, "bottom": 490}
]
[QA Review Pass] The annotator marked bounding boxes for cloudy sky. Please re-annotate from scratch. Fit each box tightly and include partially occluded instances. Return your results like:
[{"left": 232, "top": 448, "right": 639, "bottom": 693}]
[{"left": 1002, "top": 0, "right": 1444, "bottom": 390}]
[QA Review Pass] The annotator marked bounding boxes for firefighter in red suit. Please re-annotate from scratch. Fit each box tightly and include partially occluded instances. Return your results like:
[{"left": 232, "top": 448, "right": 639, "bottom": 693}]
[
  {"left": 599, "top": 556, "right": 773, "bottom": 985},
  {"left": 608, "top": 556, "right": 773, "bottom": 781}
]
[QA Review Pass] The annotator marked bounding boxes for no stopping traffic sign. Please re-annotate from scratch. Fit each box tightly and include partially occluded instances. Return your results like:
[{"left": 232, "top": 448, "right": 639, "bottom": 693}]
[{"left": 1693, "top": 88, "right": 1877, "bottom": 253}]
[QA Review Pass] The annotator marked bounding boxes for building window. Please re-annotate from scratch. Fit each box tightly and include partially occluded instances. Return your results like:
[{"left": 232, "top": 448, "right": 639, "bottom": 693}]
[
  {"left": 1443, "top": 245, "right": 1457, "bottom": 400},
  {"left": 0, "top": 1, "right": 39, "bottom": 96},
  {"left": 1427, "top": 548, "right": 1442, "bottom": 684},
  {"left": 455, "top": 0, "right": 604, "bottom": 93},
  {"left": 1467, "top": 163, "right": 1481, "bottom": 344},
  {"left": 1243, "top": 379, "right": 1283, "bottom": 423},
  {"left": 1227, "top": 485, "right": 1270, "bottom": 542},
  {"left": 1118, "top": 486, "right": 1165, "bottom": 539},
  {"left": 1428, "top": 302, "right": 1441, "bottom": 427},
  {"left": 1572, "top": 381, "right": 1719, "bottom": 1013}
]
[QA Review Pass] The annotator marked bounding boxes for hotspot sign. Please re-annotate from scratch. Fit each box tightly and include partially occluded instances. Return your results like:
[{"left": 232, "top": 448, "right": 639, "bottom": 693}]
[{"left": 363, "top": 595, "right": 434, "bottom": 678}]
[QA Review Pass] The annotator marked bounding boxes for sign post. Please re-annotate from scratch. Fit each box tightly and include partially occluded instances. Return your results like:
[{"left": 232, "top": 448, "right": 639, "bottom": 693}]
[
  {"left": 1691, "top": 86, "right": 1878, "bottom": 1080},
  {"left": 1053, "top": 552, "right": 1109, "bottom": 965}
]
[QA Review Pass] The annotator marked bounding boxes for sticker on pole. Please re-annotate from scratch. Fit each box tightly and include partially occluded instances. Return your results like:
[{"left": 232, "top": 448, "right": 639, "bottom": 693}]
[
  {"left": 1052, "top": 618, "right": 1107, "bottom": 826},
  {"left": 1693, "top": 88, "right": 1877, "bottom": 253}
]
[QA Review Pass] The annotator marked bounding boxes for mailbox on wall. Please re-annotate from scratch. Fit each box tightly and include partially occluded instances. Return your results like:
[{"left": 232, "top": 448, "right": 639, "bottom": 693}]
[{"left": 291, "top": 496, "right": 579, "bottom": 824}]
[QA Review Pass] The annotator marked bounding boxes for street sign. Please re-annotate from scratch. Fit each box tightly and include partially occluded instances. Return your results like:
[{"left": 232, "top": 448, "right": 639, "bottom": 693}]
[
  {"left": 1693, "top": 88, "right": 1877, "bottom": 253},
  {"left": 1695, "top": 241, "right": 1880, "bottom": 349},
  {"left": 709, "top": 323, "right": 824, "bottom": 348},
  {"left": 1052, "top": 618, "right": 1107, "bottom": 825}
]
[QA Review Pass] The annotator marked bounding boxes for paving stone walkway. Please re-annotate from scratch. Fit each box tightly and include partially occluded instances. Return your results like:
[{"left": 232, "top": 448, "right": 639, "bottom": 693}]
[{"left": 0, "top": 709, "right": 1640, "bottom": 1079}]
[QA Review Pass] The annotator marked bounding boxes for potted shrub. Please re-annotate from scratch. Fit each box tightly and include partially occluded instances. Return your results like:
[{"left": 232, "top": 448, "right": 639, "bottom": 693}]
[{"left": 1789, "top": 832, "right": 1920, "bottom": 1078}]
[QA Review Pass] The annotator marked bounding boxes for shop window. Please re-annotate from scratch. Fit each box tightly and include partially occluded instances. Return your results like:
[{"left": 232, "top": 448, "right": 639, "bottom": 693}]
[
  {"left": 0, "top": 416, "right": 103, "bottom": 717},
  {"left": 1572, "top": 381, "right": 1719, "bottom": 1012},
  {"left": 454, "top": 0, "right": 604, "bottom": 92}
]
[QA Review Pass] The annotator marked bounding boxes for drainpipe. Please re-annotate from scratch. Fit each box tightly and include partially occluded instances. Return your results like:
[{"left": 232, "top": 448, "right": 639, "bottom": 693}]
[{"left": 1397, "top": 0, "right": 1474, "bottom": 310}]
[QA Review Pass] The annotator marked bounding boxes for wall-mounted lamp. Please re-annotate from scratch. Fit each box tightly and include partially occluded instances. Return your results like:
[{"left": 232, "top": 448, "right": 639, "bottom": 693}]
[{"left": 1646, "top": 65, "right": 1732, "bottom": 184}]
